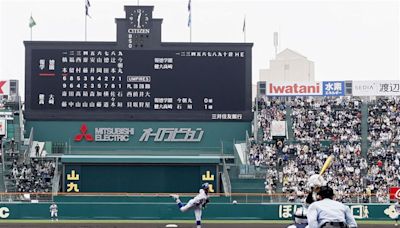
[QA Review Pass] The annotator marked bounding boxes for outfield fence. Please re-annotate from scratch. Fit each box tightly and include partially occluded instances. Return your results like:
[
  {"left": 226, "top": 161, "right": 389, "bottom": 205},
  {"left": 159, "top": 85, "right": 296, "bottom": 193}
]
[{"left": 0, "top": 192, "right": 390, "bottom": 204}]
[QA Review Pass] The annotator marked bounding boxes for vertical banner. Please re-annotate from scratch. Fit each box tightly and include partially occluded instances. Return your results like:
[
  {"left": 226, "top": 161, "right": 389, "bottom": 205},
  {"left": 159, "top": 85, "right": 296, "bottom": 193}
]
[
  {"left": 0, "top": 81, "right": 10, "bottom": 96},
  {"left": 0, "top": 119, "right": 6, "bottom": 137}
]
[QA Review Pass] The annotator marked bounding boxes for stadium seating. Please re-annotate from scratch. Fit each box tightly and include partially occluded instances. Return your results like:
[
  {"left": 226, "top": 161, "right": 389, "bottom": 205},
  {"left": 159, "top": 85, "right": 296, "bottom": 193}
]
[
  {"left": 248, "top": 96, "right": 399, "bottom": 203},
  {"left": 0, "top": 98, "right": 57, "bottom": 195}
]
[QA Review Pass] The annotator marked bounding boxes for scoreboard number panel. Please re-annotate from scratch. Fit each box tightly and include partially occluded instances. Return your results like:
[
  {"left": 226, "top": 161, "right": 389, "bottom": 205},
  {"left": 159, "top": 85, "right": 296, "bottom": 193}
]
[{"left": 27, "top": 49, "right": 250, "bottom": 121}]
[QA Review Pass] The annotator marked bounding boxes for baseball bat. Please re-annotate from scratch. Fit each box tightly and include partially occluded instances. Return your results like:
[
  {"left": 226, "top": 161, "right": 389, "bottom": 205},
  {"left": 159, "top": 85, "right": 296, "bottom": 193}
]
[{"left": 319, "top": 155, "right": 334, "bottom": 175}]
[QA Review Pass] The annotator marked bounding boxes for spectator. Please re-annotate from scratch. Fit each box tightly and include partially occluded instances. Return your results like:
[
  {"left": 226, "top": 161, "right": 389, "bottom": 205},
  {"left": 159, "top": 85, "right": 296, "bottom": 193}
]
[
  {"left": 10, "top": 138, "right": 15, "bottom": 152},
  {"left": 10, "top": 159, "right": 56, "bottom": 193},
  {"left": 35, "top": 144, "right": 40, "bottom": 157}
]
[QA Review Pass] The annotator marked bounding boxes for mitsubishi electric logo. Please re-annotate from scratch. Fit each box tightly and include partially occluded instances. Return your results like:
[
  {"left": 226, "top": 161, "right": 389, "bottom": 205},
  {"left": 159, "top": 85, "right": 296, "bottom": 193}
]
[
  {"left": 74, "top": 124, "right": 203, "bottom": 143},
  {"left": 74, "top": 124, "right": 94, "bottom": 142},
  {"left": 74, "top": 124, "right": 134, "bottom": 142}
]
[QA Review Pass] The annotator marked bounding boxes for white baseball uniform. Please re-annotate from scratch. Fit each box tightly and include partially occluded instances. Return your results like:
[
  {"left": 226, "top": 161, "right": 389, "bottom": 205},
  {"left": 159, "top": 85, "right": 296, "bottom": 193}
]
[
  {"left": 49, "top": 204, "right": 58, "bottom": 219},
  {"left": 395, "top": 202, "right": 400, "bottom": 219},
  {"left": 175, "top": 189, "right": 209, "bottom": 228}
]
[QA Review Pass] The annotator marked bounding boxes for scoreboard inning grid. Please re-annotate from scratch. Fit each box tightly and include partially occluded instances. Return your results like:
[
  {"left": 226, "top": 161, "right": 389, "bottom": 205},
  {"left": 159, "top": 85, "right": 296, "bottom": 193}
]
[{"left": 27, "top": 49, "right": 248, "bottom": 121}]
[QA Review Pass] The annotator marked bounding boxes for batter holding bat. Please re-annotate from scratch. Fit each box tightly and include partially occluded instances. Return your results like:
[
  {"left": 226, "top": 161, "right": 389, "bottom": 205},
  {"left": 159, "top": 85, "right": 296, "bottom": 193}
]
[{"left": 306, "top": 155, "right": 358, "bottom": 228}]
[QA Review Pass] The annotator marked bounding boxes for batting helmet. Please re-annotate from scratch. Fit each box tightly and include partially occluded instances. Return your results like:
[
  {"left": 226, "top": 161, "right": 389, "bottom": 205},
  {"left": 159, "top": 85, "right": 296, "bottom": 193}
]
[{"left": 201, "top": 183, "right": 210, "bottom": 190}]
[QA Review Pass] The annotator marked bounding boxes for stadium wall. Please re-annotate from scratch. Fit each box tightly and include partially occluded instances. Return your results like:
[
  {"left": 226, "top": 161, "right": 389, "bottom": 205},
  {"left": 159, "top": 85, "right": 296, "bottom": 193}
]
[
  {"left": 0, "top": 202, "right": 393, "bottom": 220},
  {"left": 26, "top": 121, "right": 251, "bottom": 155},
  {"left": 62, "top": 163, "right": 219, "bottom": 193}
]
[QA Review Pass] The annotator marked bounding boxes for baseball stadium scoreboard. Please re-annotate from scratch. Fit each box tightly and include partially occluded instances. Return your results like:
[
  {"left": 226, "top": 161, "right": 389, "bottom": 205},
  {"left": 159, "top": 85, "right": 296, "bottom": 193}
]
[
  {"left": 26, "top": 48, "right": 249, "bottom": 121},
  {"left": 24, "top": 5, "right": 252, "bottom": 193},
  {"left": 24, "top": 5, "right": 252, "bottom": 122}
]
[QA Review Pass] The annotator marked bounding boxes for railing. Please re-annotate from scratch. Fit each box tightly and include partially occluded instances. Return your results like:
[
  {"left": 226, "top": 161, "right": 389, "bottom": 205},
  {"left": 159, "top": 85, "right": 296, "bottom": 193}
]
[
  {"left": 245, "top": 130, "right": 251, "bottom": 165},
  {"left": 52, "top": 142, "right": 68, "bottom": 154},
  {"left": 23, "top": 128, "right": 34, "bottom": 161},
  {"left": 18, "top": 97, "right": 25, "bottom": 143},
  {"left": 221, "top": 158, "right": 232, "bottom": 197},
  {"left": 0, "top": 137, "right": 5, "bottom": 192},
  {"left": 0, "top": 192, "right": 390, "bottom": 204},
  {"left": 52, "top": 159, "right": 61, "bottom": 196},
  {"left": 0, "top": 192, "right": 53, "bottom": 202},
  {"left": 67, "top": 145, "right": 224, "bottom": 155},
  {"left": 52, "top": 174, "right": 61, "bottom": 196},
  {"left": 238, "top": 164, "right": 270, "bottom": 178}
]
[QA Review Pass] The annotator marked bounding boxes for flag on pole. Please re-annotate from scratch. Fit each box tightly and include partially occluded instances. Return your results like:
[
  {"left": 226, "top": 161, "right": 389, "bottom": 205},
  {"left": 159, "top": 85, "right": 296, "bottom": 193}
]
[
  {"left": 85, "top": 0, "right": 91, "bottom": 17},
  {"left": 29, "top": 15, "right": 36, "bottom": 28},
  {"left": 187, "top": 0, "right": 191, "bottom": 27}
]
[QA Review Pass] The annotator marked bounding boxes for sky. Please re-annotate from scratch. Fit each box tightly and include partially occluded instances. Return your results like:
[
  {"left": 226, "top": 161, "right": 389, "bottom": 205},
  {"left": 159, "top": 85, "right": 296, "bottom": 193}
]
[{"left": 0, "top": 0, "right": 399, "bottom": 96}]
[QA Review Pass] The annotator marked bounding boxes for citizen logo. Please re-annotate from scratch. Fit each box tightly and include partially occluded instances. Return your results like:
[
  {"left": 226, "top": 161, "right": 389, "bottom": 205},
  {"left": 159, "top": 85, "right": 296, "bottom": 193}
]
[{"left": 128, "top": 28, "right": 150, "bottom": 34}]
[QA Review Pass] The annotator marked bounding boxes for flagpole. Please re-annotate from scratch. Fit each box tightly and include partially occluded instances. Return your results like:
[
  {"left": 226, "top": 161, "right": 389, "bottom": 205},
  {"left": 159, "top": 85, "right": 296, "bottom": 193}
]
[
  {"left": 30, "top": 13, "right": 33, "bottom": 41},
  {"left": 85, "top": 13, "right": 87, "bottom": 41},
  {"left": 243, "top": 15, "right": 246, "bottom": 43},
  {"left": 188, "top": 0, "right": 192, "bottom": 43},
  {"left": 84, "top": 0, "right": 91, "bottom": 41}
]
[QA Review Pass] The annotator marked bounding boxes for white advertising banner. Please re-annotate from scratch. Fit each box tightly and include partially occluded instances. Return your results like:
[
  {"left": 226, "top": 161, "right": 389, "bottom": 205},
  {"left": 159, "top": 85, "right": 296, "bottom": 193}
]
[
  {"left": 266, "top": 82, "right": 323, "bottom": 96},
  {"left": 0, "top": 111, "right": 13, "bottom": 120},
  {"left": 352, "top": 81, "right": 400, "bottom": 96},
  {"left": 271, "top": 121, "right": 287, "bottom": 137},
  {"left": 0, "top": 80, "right": 10, "bottom": 96},
  {"left": 0, "top": 119, "right": 6, "bottom": 137}
]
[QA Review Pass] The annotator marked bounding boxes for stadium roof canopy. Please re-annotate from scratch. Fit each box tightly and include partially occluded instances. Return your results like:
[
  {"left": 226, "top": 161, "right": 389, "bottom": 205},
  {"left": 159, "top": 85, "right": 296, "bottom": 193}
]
[{"left": 60, "top": 155, "right": 221, "bottom": 164}]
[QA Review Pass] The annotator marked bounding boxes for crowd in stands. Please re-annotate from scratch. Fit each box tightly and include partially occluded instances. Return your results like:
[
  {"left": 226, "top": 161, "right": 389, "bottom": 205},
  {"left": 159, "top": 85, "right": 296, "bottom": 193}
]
[
  {"left": 250, "top": 96, "right": 400, "bottom": 203},
  {"left": 366, "top": 158, "right": 398, "bottom": 203},
  {"left": 280, "top": 142, "right": 365, "bottom": 203},
  {"left": 0, "top": 96, "right": 58, "bottom": 195},
  {"left": 248, "top": 140, "right": 278, "bottom": 168},
  {"left": 10, "top": 159, "right": 55, "bottom": 193},
  {"left": 366, "top": 97, "right": 400, "bottom": 202},
  {"left": 368, "top": 97, "right": 400, "bottom": 144},
  {"left": 256, "top": 98, "right": 286, "bottom": 141},
  {"left": 291, "top": 97, "right": 362, "bottom": 142}
]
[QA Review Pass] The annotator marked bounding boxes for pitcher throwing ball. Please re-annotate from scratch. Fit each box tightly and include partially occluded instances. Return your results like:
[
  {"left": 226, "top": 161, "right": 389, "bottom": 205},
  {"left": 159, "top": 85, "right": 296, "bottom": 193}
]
[{"left": 170, "top": 183, "right": 210, "bottom": 228}]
